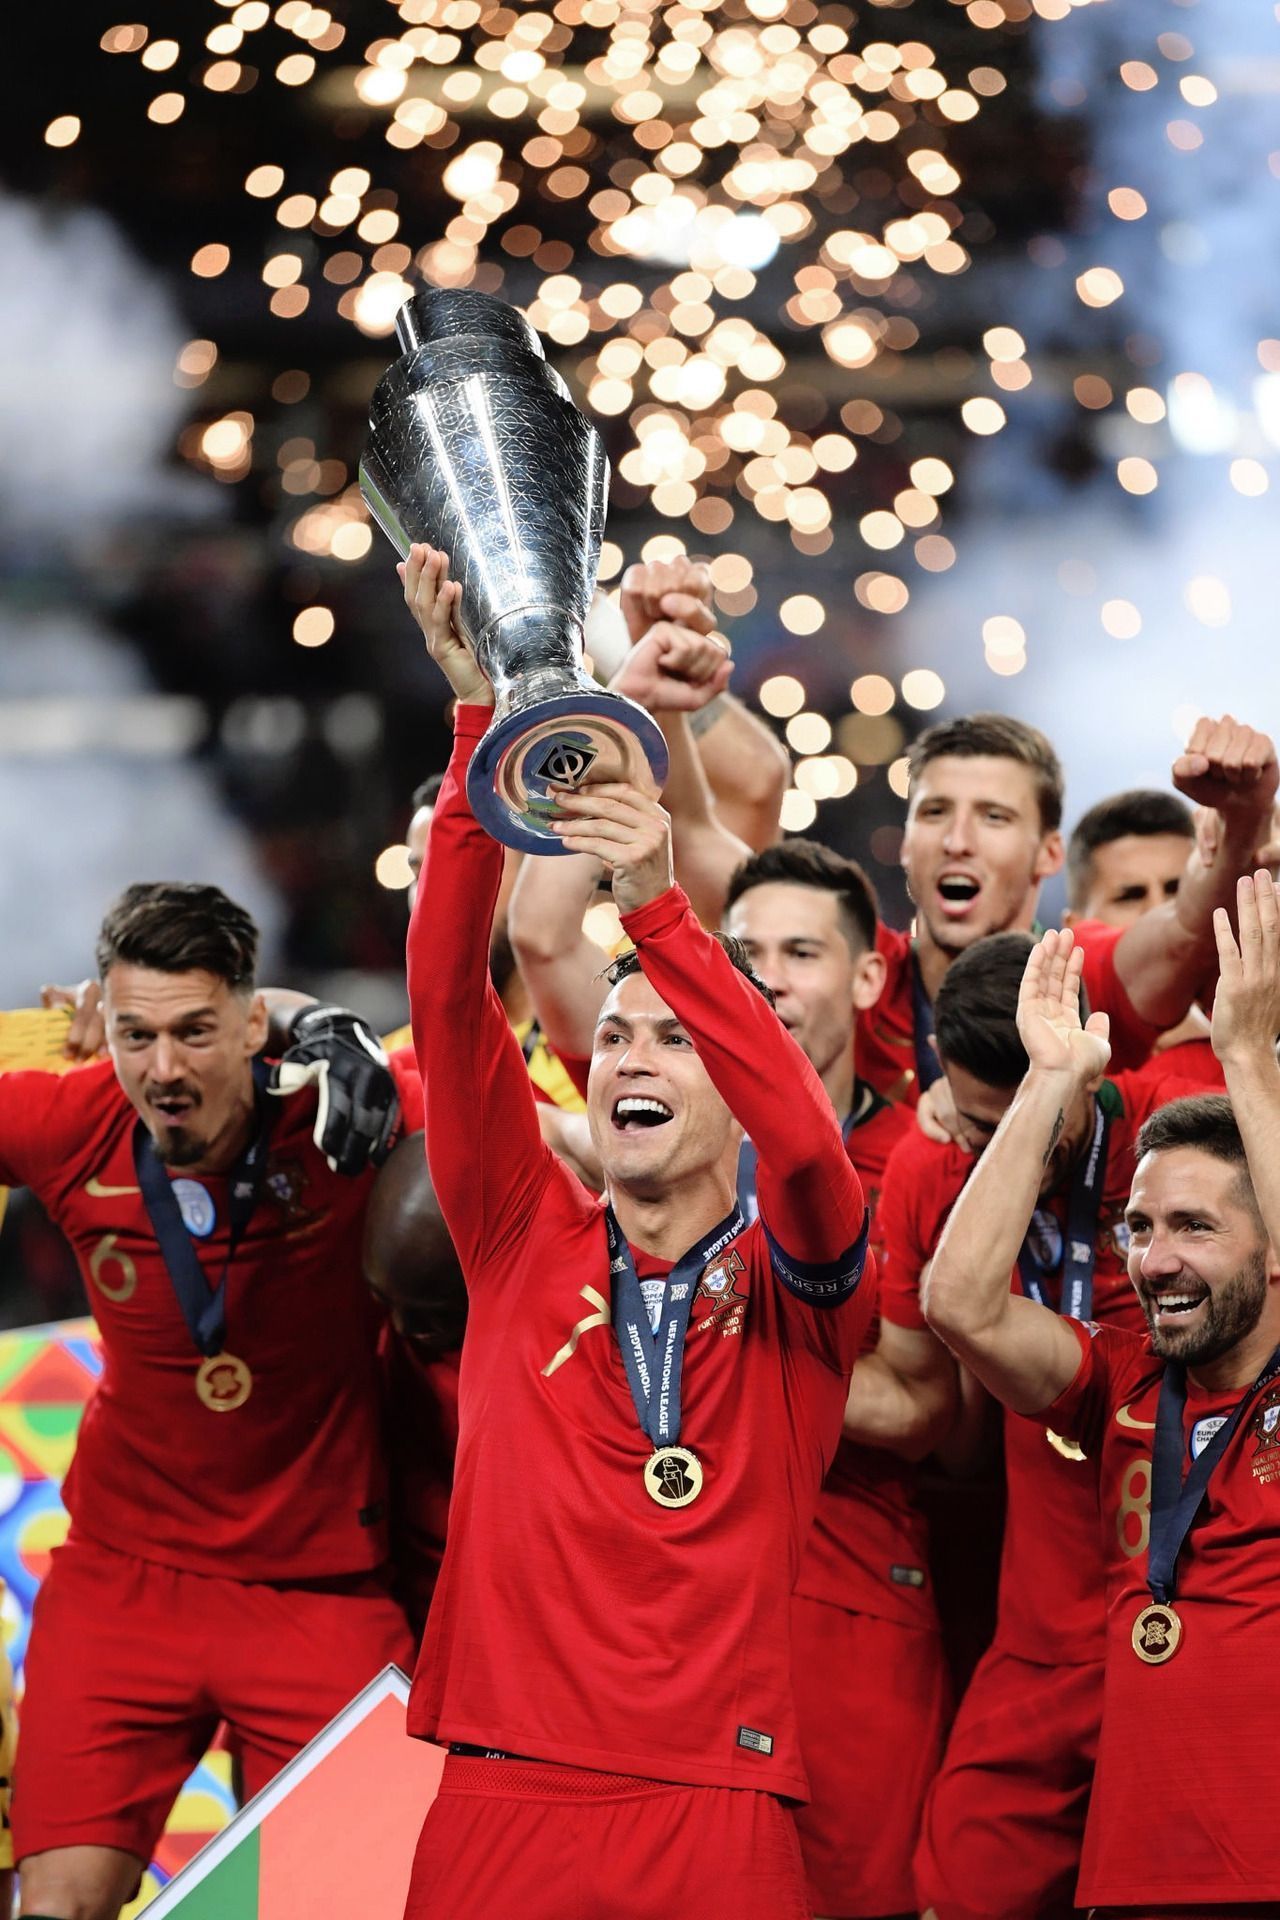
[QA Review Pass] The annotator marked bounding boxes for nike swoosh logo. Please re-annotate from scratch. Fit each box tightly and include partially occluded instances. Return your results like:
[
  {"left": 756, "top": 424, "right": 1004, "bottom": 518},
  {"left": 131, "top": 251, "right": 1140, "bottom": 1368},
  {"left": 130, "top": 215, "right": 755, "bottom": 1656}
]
[
  {"left": 1116, "top": 1402, "right": 1158, "bottom": 1430},
  {"left": 85, "top": 1177, "right": 140, "bottom": 1198}
]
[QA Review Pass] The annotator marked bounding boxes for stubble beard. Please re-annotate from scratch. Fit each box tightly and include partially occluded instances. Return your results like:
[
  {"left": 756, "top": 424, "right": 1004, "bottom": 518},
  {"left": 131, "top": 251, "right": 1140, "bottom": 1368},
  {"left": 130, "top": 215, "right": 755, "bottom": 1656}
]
[{"left": 1145, "top": 1249, "right": 1269, "bottom": 1368}]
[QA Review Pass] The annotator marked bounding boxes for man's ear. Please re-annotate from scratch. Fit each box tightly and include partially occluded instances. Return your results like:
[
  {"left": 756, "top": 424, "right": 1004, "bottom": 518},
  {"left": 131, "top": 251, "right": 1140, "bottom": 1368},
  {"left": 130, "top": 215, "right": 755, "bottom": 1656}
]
[
  {"left": 245, "top": 991, "right": 270, "bottom": 1057},
  {"left": 852, "top": 947, "right": 887, "bottom": 1014},
  {"left": 1034, "top": 829, "right": 1066, "bottom": 884}
]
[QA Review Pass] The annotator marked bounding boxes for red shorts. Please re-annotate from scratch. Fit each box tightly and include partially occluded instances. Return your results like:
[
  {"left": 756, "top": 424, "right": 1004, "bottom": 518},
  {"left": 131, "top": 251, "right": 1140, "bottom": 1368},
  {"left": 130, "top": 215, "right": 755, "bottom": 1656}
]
[
  {"left": 403, "top": 1753, "right": 811, "bottom": 1920},
  {"left": 12, "top": 1533, "right": 414, "bottom": 1867},
  {"left": 914, "top": 1645, "right": 1103, "bottom": 1920},
  {"left": 791, "top": 1595, "right": 952, "bottom": 1917}
]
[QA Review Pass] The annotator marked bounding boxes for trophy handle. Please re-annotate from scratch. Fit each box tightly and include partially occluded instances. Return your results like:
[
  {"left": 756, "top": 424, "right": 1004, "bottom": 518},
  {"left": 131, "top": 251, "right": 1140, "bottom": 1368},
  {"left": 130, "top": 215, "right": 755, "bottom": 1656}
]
[{"left": 466, "top": 676, "right": 669, "bottom": 856}]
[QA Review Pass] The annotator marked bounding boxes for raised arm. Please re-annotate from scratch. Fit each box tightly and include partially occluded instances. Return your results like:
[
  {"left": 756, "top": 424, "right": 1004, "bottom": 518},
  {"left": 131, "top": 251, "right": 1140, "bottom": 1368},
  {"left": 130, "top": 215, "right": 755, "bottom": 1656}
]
[
  {"left": 619, "top": 558, "right": 788, "bottom": 851},
  {"left": 843, "top": 1319, "right": 957, "bottom": 1460},
  {"left": 551, "top": 781, "right": 866, "bottom": 1268},
  {"left": 923, "top": 930, "right": 1111, "bottom": 1414},
  {"left": 507, "top": 596, "right": 736, "bottom": 1058},
  {"left": 506, "top": 848, "right": 612, "bottom": 1062},
  {"left": 652, "top": 695, "right": 751, "bottom": 928},
  {"left": 400, "top": 545, "right": 550, "bottom": 1272},
  {"left": 1113, "top": 716, "right": 1279, "bottom": 1028},
  {"left": 1211, "top": 870, "right": 1280, "bottom": 1247}
]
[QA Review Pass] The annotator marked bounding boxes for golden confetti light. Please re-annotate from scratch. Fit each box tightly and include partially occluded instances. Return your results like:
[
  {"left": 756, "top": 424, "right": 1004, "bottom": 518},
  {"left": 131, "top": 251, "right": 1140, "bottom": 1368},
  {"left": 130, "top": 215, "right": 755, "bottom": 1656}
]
[
  {"left": 190, "top": 243, "right": 231, "bottom": 277},
  {"left": 1126, "top": 387, "right": 1167, "bottom": 424},
  {"left": 374, "top": 844, "right": 415, "bottom": 889},
  {"left": 850, "top": 674, "right": 895, "bottom": 716},
  {"left": 779, "top": 790, "right": 818, "bottom": 834},
  {"left": 293, "top": 606, "right": 335, "bottom": 647},
  {"left": 1100, "top": 600, "right": 1142, "bottom": 639},
  {"left": 786, "top": 712, "right": 833, "bottom": 754},
  {"left": 174, "top": 339, "right": 218, "bottom": 388},
  {"left": 961, "top": 397, "right": 1006, "bottom": 435},
  {"left": 982, "top": 615, "right": 1025, "bottom": 658},
  {"left": 1117, "top": 457, "right": 1158, "bottom": 496},
  {"left": 1183, "top": 575, "right": 1232, "bottom": 627},
  {"left": 1076, "top": 267, "right": 1125, "bottom": 308},
  {"left": 759, "top": 675, "right": 806, "bottom": 719},
  {"left": 1230, "top": 459, "right": 1269, "bottom": 497},
  {"left": 81, "top": 0, "right": 1088, "bottom": 729},
  {"left": 901, "top": 669, "right": 946, "bottom": 711}
]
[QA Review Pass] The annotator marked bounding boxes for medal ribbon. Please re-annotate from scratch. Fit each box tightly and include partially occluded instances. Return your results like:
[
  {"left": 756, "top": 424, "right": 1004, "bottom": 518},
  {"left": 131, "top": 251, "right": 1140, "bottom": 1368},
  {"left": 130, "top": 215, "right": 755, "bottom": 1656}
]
[
  {"left": 131, "top": 1063, "right": 274, "bottom": 1357},
  {"left": 1017, "top": 1097, "right": 1109, "bottom": 1322},
  {"left": 909, "top": 950, "right": 944, "bottom": 1094},
  {"left": 736, "top": 1082, "right": 884, "bottom": 1223},
  {"left": 606, "top": 1202, "right": 744, "bottom": 1448},
  {"left": 1146, "top": 1343, "right": 1280, "bottom": 1606}
]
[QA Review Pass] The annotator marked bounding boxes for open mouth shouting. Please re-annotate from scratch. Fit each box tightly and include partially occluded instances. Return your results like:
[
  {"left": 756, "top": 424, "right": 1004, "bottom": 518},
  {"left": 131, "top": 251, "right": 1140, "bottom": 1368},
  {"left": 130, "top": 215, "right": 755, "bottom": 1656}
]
[
  {"left": 612, "top": 1096, "right": 674, "bottom": 1134},
  {"left": 148, "top": 1089, "right": 200, "bottom": 1125},
  {"left": 935, "top": 871, "right": 982, "bottom": 917}
]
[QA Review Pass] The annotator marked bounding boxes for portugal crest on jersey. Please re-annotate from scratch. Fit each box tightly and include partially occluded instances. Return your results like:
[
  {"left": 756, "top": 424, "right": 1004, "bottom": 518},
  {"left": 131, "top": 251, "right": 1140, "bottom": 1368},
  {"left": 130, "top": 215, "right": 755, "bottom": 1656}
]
[
  {"left": 1250, "top": 1385, "right": 1280, "bottom": 1485},
  {"left": 694, "top": 1247, "right": 748, "bottom": 1339}
]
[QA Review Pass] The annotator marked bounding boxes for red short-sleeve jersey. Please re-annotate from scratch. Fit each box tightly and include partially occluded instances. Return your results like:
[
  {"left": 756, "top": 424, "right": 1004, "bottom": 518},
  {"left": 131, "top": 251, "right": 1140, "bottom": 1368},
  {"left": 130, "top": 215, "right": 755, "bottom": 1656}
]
[
  {"left": 0, "top": 1052, "right": 420, "bottom": 1581},
  {"left": 1043, "top": 1322, "right": 1280, "bottom": 1905},
  {"left": 856, "top": 921, "right": 1166, "bottom": 1109},
  {"left": 407, "top": 707, "right": 874, "bottom": 1802},
  {"left": 795, "top": 1095, "right": 936, "bottom": 1628},
  {"left": 875, "top": 1063, "right": 1217, "bottom": 1662}
]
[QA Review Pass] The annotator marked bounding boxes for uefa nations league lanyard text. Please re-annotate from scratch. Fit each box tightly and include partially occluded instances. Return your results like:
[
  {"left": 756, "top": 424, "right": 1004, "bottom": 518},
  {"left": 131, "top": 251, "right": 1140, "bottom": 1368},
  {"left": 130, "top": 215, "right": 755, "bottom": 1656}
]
[
  {"left": 132, "top": 1068, "right": 274, "bottom": 1361},
  {"left": 607, "top": 1201, "right": 743, "bottom": 1446}
]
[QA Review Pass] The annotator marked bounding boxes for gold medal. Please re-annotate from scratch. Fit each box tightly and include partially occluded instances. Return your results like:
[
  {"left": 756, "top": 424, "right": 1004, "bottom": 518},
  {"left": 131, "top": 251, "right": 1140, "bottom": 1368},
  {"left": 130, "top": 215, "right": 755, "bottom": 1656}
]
[
  {"left": 1131, "top": 1601, "right": 1182, "bottom": 1664},
  {"left": 643, "top": 1446, "right": 703, "bottom": 1509},
  {"left": 195, "top": 1352, "right": 253, "bottom": 1412}
]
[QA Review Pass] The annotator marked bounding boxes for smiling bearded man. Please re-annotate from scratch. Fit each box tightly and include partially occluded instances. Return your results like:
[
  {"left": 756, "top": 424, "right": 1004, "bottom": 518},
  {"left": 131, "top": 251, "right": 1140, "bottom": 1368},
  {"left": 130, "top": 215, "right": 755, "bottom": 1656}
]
[{"left": 922, "top": 880, "right": 1280, "bottom": 1919}]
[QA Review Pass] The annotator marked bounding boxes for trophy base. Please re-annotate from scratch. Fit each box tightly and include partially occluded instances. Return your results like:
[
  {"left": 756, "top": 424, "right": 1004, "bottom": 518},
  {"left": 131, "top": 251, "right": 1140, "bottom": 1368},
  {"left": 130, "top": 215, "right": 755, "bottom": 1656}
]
[{"left": 467, "top": 694, "right": 670, "bottom": 855}]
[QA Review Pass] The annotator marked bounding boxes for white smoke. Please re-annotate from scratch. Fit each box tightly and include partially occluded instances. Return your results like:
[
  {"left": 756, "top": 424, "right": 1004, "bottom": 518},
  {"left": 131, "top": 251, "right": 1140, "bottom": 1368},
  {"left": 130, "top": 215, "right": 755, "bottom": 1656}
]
[
  {"left": 0, "top": 195, "right": 280, "bottom": 997},
  {"left": 0, "top": 192, "right": 212, "bottom": 544},
  {"left": 902, "top": 0, "right": 1280, "bottom": 822}
]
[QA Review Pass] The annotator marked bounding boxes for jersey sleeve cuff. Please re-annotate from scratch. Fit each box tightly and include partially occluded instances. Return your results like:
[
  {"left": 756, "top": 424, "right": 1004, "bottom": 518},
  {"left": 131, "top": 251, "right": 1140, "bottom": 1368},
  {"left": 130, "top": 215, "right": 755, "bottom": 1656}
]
[
  {"left": 618, "top": 883, "right": 692, "bottom": 943},
  {"left": 453, "top": 702, "right": 493, "bottom": 741},
  {"left": 762, "top": 1209, "right": 870, "bottom": 1309}
]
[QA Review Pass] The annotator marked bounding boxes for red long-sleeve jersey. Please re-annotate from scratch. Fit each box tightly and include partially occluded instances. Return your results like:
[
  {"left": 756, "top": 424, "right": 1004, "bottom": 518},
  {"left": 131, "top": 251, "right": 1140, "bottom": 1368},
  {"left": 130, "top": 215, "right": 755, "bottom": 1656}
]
[{"left": 406, "top": 704, "right": 874, "bottom": 1800}]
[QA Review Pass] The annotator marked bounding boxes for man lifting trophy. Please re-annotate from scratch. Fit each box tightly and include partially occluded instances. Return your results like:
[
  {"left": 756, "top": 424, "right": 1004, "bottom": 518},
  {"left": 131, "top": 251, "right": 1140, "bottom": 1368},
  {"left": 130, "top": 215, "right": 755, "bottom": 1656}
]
[{"left": 360, "top": 287, "right": 668, "bottom": 853}]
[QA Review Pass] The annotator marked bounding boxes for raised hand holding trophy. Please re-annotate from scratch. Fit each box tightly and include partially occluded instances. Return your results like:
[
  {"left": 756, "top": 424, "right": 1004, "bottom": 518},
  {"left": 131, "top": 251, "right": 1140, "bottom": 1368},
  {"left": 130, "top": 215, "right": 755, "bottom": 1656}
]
[{"left": 360, "top": 288, "right": 668, "bottom": 853}]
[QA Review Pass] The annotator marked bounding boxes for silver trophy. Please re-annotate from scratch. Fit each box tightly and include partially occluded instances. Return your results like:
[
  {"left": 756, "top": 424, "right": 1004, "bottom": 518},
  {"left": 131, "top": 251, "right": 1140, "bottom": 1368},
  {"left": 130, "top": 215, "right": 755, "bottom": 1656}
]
[{"left": 360, "top": 288, "right": 668, "bottom": 853}]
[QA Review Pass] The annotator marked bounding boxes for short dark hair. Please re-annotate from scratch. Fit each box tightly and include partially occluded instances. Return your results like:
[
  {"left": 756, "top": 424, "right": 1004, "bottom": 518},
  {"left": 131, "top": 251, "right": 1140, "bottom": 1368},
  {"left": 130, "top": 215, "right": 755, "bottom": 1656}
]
[
  {"left": 723, "top": 839, "right": 879, "bottom": 956},
  {"left": 1136, "top": 1093, "right": 1247, "bottom": 1172},
  {"left": 908, "top": 713, "right": 1064, "bottom": 833},
  {"left": 96, "top": 883, "right": 258, "bottom": 992},
  {"left": 1135, "top": 1094, "right": 1261, "bottom": 1223},
  {"left": 606, "top": 934, "right": 776, "bottom": 1008},
  {"left": 934, "top": 931, "right": 1034, "bottom": 1089},
  {"left": 1066, "top": 788, "right": 1193, "bottom": 911},
  {"left": 410, "top": 773, "right": 445, "bottom": 814}
]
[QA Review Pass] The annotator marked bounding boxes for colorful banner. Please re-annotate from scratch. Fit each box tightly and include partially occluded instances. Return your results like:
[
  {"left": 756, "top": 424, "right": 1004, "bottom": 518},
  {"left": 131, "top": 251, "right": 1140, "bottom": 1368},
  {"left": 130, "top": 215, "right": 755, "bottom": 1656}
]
[
  {"left": 146, "top": 1667, "right": 443, "bottom": 1920},
  {"left": 0, "top": 1321, "right": 236, "bottom": 1911}
]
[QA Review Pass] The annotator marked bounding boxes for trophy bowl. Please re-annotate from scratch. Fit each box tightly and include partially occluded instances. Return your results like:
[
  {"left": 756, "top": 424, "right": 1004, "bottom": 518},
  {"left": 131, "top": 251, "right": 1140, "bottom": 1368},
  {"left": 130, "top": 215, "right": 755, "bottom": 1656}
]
[{"left": 360, "top": 288, "right": 668, "bottom": 853}]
